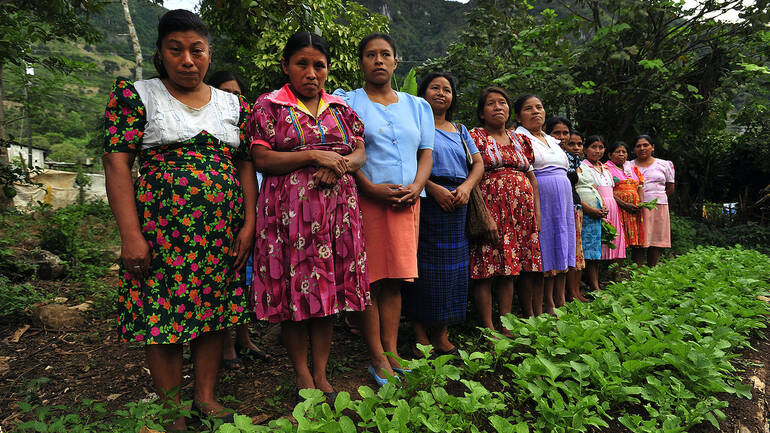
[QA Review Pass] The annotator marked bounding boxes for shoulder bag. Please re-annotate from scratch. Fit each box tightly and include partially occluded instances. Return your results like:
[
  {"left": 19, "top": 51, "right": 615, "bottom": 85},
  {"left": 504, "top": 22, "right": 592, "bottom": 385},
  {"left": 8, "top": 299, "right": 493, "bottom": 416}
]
[{"left": 454, "top": 123, "right": 493, "bottom": 239}]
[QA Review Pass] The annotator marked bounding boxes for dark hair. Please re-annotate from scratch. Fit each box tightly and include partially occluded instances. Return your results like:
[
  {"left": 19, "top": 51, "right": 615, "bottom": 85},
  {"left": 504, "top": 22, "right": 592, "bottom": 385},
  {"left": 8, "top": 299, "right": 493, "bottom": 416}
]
[
  {"left": 512, "top": 94, "right": 541, "bottom": 116},
  {"left": 476, "top": 86, "right": 512, "bottom": 126},
  {"left": 608, "top": 141, "right": 630, "bottom": 155},
  {"left": 208, "top": 71, "right": 245, "bottom": 93},
  {"left": 585, "top": 135, "right": 605, "bottom": 148},
  {"left": 570, "top": 129, "right": 584, "bottom": 140},
  {"left": 282, "top": 31, "right": 331, "bottom": 65},
  {"left": 544, "top": 116, "right": 572, "bottom": 134},
  {"left": 634, "top": 134, "right": 654, "bottom": 146},
  {"left": 152, "top": 9, "right": 211, "bottom": 79},
  {"left": 357, "top": 33, "right": 397, "bottom": 60},
  {"left": 418, "top": 72, "right": 458, "bottom": 121}
]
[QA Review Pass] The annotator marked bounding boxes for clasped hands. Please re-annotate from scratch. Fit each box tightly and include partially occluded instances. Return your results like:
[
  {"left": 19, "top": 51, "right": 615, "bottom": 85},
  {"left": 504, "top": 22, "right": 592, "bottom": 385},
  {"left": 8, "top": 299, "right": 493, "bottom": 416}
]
[
  {"left": 312, "top": 150, "right": 351, "bottom": 187},
  {"left": 430, "top": 183, "right": 472, "bottom": 212}
]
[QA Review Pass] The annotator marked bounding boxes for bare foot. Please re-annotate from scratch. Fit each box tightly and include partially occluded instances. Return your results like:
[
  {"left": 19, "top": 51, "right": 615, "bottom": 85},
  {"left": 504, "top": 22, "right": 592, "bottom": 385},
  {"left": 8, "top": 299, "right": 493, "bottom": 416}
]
[
  {"left": 194, "top": 399, "right": 232, "bottom": 418},
  {"left": 313, "top": 374, "right": 334, "bottom": 393},
  {"left": 164, "top": 416, "right": 186, "bottom": 433},
  {"left": 371, "top": 358, "right": 395, "bottom": 379}
]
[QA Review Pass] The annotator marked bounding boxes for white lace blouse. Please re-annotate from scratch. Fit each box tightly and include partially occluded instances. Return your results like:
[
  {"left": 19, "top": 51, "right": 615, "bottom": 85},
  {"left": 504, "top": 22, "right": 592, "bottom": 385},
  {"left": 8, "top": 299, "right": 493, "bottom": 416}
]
[{"left": 133, "top": 78, "right": 242, "bottom": 150}]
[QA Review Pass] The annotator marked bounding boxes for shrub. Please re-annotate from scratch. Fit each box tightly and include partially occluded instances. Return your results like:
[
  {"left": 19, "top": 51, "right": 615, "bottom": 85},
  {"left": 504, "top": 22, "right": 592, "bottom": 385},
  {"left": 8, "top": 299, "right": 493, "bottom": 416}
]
[
  {"left": 39, "top": 201, "right": 117, "bottom": 280},
  {"left": 0, "top": 277, "right": 45, "bottom": 323}
]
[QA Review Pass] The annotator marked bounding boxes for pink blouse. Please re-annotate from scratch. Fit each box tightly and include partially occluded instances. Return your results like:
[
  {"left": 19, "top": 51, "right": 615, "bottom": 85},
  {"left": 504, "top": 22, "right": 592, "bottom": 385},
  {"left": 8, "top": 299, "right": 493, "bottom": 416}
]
[{"left": 630, "top": 158, "right": 674, "bottom": 205}]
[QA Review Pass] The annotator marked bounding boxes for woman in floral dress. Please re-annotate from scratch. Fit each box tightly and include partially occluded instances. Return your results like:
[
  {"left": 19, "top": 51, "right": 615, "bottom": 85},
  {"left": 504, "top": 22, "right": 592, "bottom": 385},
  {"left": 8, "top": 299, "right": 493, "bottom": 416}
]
[
  {"left": 469, "top": 87, "right": 542, "bottom": 321},
  {"left": 606, "top": 141, "right": 646, "bottom": 266},
  {"left": 103, "top": 10, "right": 255, "bottom": 428},
  {"left": 247, "top": 32, "right": 369, "bottom": 400}
]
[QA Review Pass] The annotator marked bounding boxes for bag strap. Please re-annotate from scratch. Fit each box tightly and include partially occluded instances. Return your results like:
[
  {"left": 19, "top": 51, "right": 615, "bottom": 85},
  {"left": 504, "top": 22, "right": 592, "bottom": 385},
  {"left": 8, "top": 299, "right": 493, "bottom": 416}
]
[{"left": 454, "top": 122, "right": 474, "bottom": 168}]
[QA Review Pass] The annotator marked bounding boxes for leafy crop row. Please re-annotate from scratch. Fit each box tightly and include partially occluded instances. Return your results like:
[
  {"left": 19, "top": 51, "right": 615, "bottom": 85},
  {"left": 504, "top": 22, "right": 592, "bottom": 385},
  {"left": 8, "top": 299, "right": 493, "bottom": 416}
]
[
  {"left": 261, "top": 246, "right": 769, "bottom": 433},
  {"left": 13, "top": 246, "right": 770, "bottom": 433}
]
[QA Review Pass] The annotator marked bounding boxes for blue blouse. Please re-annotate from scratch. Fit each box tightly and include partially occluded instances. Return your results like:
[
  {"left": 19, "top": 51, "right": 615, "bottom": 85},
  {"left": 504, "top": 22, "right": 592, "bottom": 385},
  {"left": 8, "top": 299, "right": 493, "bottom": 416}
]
[
  {"left": 431, "top": 124, "right": 479, "bottom": 181},
  {"left": 333, "top": 88, "right": 434, "bottom": 196}
]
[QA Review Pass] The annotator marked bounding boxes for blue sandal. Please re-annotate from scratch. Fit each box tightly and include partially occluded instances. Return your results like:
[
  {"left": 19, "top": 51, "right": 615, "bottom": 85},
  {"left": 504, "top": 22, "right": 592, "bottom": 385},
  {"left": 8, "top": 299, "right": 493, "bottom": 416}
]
[{"left": 367, "top": 365, "right": 389, "bottom": 387}]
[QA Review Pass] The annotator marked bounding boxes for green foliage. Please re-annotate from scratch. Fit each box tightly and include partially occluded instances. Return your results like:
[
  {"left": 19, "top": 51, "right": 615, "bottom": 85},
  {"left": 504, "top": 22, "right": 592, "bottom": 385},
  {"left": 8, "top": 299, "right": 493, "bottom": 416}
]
[
  {"left": 419, "top": 0, "right": 576, "bottom": 126},
  {"left": 670, "top": 214, "right": 770, "bottom": 256},
  {"left": 355, "top": 0, "right": 469, "bottom": 64},
  {"left": 419, "top": 0, "right": 770, "bottom": 214},
  {"left": 200, "top": 0, "right": 389, "bottom": 97},
  {"left": 39, "top": 201, "right": 118, "bottom": 280},
  {"left": 12, "top": 247, "right": 768, "bottom": 432},
  {"left": 0, "top": 277, "right": 45, "bottom": 322},
  {"left": 393, "top": 68, "right": 418, "bottom": 95},
  {"left": 0, "top": 1, "right": 103, "bottom": 71},
  {"left": 0, "top": 139, "right": 39, "bottom": 198}
]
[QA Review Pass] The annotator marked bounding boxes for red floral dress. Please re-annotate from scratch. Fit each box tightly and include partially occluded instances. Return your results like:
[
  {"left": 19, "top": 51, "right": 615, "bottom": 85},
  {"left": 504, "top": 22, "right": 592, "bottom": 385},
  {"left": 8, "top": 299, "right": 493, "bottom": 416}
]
[
  {"left": 469, "top": 128, "right": 542, "bottom": 279},
  {"left": 247, "top": 85, "right": 370, "bottom": 323}
]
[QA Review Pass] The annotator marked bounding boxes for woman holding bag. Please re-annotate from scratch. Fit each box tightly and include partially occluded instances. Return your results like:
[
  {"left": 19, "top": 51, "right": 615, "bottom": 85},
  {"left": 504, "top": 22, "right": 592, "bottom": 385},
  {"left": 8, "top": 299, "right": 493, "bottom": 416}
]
[
  {"left": 403, "top": 72, "right": 483, "bottom": 357},
  {"left": 469, "top": 87, "right": 542, "bottom": 323}
]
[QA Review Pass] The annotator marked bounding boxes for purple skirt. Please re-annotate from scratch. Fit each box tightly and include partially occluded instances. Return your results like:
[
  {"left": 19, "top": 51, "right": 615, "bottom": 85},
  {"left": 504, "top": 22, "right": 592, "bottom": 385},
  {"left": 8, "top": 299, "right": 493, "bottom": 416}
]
[{"left": 534, "top": 166, "right": 576, "bottom": 272}]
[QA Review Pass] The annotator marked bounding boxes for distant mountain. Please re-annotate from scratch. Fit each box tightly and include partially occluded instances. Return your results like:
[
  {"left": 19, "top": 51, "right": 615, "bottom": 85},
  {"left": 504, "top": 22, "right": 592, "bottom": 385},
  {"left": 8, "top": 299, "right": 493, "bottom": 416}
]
[
  {"left": 87, "top": 0, "right": 167, "bottom": 65},
  {"left": 355, "top": 0, "right": 473, "bottom": 64}
]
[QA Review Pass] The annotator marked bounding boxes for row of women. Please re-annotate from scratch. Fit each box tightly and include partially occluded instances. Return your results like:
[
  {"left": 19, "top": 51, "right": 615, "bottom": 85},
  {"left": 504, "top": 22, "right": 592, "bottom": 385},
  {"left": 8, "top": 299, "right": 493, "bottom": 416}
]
[{"left": 102, "top": 10, "right": 674, "bottom": 428}]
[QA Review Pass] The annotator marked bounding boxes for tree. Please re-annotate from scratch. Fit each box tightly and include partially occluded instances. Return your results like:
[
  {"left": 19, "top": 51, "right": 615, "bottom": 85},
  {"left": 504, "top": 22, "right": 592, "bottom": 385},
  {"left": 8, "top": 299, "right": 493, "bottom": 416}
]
[
  {"left": 418, "top": 0, "right": 576, "bottom": 125},
  {"left": 0, "top": 0, "right": 105, "bottom": 205},
  {"left": 422, "top": 0, "right": 770, "bottom": 216},
  {"left": 0, "top": 1, "right": 103, "bottom": 143},
  {"left": 120, "top": 0, "right": 143, "bottom": 81},
  {"left": 200, "top": 0, "right": 389, "bottom": 97}
]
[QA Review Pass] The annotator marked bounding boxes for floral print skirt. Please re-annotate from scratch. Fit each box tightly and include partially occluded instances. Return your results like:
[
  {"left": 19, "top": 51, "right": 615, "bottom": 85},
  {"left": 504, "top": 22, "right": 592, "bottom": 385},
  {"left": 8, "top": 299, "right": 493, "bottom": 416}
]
[
  {"left": 470, "top": 168, "right": 542, "bottom": 279},
  {"left": 117, "top": 139, "right": 249, "bottom": 344},
  {"left": 253, "top": 168, "right": 370, "bottom": 323}
]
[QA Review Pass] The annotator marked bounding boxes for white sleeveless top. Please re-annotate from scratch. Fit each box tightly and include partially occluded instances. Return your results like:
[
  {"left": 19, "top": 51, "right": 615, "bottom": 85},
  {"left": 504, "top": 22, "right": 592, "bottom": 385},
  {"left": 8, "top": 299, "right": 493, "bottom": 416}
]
[{"left": 133, "top": 78, "right": 242, "bottom": 150}]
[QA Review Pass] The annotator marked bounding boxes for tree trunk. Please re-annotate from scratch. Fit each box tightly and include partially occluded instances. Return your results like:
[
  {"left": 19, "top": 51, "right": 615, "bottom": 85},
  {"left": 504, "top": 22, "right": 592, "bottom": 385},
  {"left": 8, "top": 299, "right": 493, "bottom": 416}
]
[
  {"left": 0, "top": 62, "right": 8, "bottom": 164},
  {"left": 121, "top": 0, "right": 142, "bottom": 81}
]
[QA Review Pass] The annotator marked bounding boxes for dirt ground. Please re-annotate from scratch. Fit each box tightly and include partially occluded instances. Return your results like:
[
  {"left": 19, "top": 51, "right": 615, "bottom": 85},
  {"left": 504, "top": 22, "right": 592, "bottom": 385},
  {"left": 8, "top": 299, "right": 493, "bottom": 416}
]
[{"left": 1, "top": 278, "right": 768, "bottom": 432}]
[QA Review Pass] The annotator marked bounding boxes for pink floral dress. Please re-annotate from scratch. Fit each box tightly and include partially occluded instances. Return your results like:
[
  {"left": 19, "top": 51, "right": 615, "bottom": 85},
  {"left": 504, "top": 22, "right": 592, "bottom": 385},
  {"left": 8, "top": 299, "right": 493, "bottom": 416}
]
[{"left": 247, "top": 84, "right": 370, "bottom": 323}]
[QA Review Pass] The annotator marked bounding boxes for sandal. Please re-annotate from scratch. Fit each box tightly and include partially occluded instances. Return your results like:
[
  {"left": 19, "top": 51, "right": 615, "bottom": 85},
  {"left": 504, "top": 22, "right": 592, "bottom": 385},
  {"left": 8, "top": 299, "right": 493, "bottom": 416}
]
[
  {"left": 221, "top": 356, "right": 243, "bottom": 370},
  {"left": 235, "top": 343, "right": 270, "bottom": 361}
]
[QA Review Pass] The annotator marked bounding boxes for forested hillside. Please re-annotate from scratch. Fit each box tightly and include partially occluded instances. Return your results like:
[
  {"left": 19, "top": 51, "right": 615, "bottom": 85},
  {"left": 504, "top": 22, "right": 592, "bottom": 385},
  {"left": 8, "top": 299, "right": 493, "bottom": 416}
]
[
  {"left": 0, "top": 0, "right": 164, "bottom": 166},
  {"left": 355, "top": 0, "right": 471, "bottom": 63}
]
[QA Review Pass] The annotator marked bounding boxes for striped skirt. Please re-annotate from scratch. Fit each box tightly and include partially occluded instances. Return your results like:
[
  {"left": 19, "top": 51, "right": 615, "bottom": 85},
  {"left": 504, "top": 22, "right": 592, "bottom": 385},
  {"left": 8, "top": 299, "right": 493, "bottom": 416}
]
[{"left": 403, "top": 179, "right": 469, "bottom": 325}]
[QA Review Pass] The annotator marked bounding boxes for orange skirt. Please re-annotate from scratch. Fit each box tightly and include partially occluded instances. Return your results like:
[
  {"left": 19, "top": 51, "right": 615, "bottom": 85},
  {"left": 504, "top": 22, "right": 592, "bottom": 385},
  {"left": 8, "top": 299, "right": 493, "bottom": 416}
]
[
  {"left": 642, "top": 204, "right": 670, "bottom": 248},
  {"left": 359, "top": 196, "right": 420, "bottom": 283},
  {"left": 614, "top": 181, "right": 645, "bottom": 247}
]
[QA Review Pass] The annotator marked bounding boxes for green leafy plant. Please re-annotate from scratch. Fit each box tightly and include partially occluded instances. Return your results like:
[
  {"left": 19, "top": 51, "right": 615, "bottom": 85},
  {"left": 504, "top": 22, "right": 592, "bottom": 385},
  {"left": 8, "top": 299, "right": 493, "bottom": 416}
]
[
  {"left": 601, "top": 220, "right": 618, "bottom": 249},
  {"left": 639, "top": 197, "right": 658, "bottom": 211}
]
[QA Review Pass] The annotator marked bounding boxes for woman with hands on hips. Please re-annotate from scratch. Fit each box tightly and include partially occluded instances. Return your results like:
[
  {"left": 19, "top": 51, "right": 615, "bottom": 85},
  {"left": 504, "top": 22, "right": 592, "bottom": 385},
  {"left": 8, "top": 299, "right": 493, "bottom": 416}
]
[
  {"left": 247, "top": 32, "right": 370, "bottom": 402},
  {"left": 334, "top": 33, "right": 434, "bottom": 386},
  {"left": 103, "top": 10, "right": 256, "bottom": 430}
]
